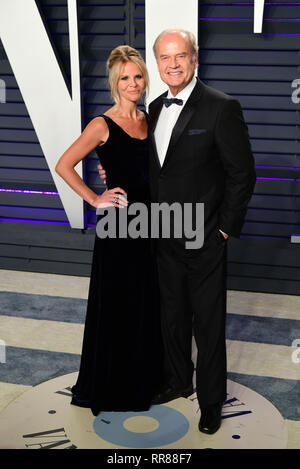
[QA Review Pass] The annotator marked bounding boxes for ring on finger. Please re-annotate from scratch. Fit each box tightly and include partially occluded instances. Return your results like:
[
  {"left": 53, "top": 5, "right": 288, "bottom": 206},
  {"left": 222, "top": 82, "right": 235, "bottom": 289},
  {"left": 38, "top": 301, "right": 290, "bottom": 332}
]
[{"left": 112, "top": 197, "right": 118, "bottom": 204}]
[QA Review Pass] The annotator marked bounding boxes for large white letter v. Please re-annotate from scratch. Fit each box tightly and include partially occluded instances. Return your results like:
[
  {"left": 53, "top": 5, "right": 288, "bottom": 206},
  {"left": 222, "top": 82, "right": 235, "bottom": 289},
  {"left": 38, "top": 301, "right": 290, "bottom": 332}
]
[
  {"left": 254, "top": 0, "right": 266, "bottom": 34},
  {"left": 0, "top": 0, "right": 84, "bottom": 228}
]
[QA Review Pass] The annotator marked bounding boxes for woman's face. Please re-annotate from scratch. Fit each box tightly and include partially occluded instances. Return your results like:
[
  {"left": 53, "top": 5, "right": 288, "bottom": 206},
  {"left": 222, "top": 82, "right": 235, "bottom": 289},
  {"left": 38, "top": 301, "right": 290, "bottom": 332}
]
[{"left": 117, "top": 61, "right": 145, "bottom": 103}]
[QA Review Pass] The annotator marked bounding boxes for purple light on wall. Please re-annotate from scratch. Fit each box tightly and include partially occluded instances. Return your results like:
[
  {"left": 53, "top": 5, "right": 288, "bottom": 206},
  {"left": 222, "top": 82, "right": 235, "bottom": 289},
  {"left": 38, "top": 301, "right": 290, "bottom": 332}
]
[
  {"left": 255, "top": 166, "right": 295, "bottom": 169},
  {"left": 260, "top": 33, "right": 300, "bottom": 35},
  {"left": 204, "top": 2, "right": 300, "bottom": 4},
  {"left": 199, "top": 18, "right": 300, "bottom": 21},
  {"left": 256, "top": 177, "right": 295, "bottom": 181},
  {"left": 0, "top": 217, "right": 68, "bottom": 225},
  {"left": 0, "top": 188, "right": 59, "bottom": 195},
  {"left": 0, "top": 217, "right": 96, "bottom": 227}
]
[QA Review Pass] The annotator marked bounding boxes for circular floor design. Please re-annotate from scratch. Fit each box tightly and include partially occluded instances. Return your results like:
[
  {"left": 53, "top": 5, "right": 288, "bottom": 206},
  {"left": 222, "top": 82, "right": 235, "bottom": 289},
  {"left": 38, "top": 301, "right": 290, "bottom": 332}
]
[{"left": 0, "top": 372, "right": 288, "bottom": 449}]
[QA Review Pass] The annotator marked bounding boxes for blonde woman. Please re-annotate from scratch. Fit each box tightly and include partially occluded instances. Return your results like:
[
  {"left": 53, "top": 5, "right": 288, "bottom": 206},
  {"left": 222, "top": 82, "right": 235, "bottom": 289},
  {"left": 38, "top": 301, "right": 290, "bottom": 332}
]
[{"left": 55, "top": 45, "right": 162, "bottom": 416}]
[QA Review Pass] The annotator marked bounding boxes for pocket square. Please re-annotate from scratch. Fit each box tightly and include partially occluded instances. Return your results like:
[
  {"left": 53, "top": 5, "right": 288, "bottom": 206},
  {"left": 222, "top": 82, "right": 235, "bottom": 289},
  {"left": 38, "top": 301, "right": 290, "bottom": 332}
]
[{"left": 188, "top": 129, "right": 207, "bottom": 135}]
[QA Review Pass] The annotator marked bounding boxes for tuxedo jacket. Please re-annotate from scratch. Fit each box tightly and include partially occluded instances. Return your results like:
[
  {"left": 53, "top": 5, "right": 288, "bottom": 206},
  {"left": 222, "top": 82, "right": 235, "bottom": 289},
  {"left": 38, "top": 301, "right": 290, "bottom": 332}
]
[{"left": 148, "top": 77, "right": 256, "bottom": 246}]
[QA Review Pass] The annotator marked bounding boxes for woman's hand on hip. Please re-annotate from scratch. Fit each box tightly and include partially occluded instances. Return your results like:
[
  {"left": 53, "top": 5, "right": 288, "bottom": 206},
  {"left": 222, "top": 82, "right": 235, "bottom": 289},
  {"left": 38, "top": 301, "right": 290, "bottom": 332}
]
[{"left": 91, "top": 187, "right": 128, "bottom": 209}]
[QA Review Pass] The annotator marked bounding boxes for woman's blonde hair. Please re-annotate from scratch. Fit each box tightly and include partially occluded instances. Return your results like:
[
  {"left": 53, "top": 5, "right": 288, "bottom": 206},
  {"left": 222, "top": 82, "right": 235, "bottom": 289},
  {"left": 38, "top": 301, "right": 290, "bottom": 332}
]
[{"left": 106, "top": 45, "right": 149, "bottom": 104}]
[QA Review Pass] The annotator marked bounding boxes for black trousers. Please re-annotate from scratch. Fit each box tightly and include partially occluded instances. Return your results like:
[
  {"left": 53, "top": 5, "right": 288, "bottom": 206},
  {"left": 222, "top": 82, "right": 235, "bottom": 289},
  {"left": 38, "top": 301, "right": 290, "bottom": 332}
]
[{"left": 156, "top": 231, "right": 227, "bottom": 409}]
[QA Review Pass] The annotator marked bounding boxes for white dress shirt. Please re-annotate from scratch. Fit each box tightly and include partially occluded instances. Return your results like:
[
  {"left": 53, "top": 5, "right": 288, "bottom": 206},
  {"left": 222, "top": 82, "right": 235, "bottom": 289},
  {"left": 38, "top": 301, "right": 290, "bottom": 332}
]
[
  {"left": 154, "top": 76, "right": 197, "bottom": 167},
  {"left": 153, "top": 76, "right": 228, "bottom": 239}
]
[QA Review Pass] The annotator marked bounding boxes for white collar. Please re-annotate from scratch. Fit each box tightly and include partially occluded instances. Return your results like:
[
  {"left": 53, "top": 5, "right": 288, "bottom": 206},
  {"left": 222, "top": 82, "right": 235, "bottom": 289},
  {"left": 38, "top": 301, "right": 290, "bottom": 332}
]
[{"left": 167, "top": 76, "right": 197, "bottom": 102}]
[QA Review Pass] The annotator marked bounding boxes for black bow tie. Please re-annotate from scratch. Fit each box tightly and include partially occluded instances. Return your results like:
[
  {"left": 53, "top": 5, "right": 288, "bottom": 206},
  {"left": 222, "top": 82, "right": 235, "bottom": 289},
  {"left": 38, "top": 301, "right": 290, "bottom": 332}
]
[{"left": 163, "top": 97, "right": 183, "bottom": 108}]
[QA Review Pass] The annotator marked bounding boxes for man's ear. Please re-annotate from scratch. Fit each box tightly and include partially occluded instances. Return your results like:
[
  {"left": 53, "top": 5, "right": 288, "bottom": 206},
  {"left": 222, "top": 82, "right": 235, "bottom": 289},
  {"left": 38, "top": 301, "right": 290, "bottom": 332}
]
[{"left": 194, "top": 55, "right": 198, "bottom": 70}]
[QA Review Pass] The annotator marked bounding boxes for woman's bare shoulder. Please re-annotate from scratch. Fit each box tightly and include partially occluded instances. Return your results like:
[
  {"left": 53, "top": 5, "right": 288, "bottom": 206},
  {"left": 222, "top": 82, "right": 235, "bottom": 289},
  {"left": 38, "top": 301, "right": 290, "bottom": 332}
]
[
  {"left": 87, "top": 116, "right": 109, "bottom": 131},
  {"left": 84, "top": 116, "right": 109, "bottom": 145}
]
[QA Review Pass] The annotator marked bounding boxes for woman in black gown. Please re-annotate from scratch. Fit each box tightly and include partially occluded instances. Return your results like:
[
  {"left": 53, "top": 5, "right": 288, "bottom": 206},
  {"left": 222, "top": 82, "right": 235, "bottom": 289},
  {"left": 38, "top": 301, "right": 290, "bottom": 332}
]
[{"left": 55, "top": 46, "right": 162, "bottom": 416}]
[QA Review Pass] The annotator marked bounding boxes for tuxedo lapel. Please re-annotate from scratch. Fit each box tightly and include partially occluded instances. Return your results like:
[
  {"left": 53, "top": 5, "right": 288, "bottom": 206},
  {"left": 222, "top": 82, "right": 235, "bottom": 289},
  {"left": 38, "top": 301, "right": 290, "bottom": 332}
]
[
  {"left": 149, "top": 79, "right": 205, "bottom": 171},
  {"left": 149, "top": 92, "right": 167, "bottom": 169},
  {"left": 161, "top": 79, "right": 204, "bottom": 170}
]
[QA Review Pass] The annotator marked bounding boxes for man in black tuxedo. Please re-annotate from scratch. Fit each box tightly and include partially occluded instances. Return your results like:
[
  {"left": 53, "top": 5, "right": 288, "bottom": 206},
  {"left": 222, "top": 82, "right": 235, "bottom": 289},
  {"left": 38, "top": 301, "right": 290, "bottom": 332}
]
[
  {"left": 148, "top": 29, "right": 256, "bottom": 435},
  {"left": 99, "top": 29, "right": 256, "bottom": 435}
]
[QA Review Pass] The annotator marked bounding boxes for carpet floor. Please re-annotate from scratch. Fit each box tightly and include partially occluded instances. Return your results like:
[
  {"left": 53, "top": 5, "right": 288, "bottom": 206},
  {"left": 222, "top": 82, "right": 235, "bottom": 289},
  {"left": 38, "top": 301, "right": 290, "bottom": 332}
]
[{"left": 0, "top": 269, "right": 299, "bottom": 448}]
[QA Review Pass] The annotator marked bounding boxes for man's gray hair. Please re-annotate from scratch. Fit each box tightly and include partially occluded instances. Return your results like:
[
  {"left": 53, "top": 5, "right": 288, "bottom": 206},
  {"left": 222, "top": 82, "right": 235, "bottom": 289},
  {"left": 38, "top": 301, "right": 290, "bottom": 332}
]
[{"left": 153, "top": 29, "right": 198, "bottom": 60}]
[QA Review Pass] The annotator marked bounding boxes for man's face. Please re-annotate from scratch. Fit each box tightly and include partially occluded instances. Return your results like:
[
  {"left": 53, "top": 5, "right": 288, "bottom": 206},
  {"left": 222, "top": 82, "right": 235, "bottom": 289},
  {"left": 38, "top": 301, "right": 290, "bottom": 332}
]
[{"left": 155, "top": 33, "right": 198, "bottom": 96}]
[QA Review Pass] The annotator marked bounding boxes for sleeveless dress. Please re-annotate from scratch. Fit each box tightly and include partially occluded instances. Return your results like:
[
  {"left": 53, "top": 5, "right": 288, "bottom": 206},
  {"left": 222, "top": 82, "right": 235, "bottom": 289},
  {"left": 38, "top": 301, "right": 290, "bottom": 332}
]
[{"left": 71, "top": 112, "right": 163, "bottom": 416}]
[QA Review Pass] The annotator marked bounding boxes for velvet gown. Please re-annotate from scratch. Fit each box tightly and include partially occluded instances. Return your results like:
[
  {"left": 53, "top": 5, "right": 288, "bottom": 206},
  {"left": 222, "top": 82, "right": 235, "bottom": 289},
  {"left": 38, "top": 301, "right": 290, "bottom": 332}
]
[{"left": 71, "top": 112, "right": 163, "bottom": 416}]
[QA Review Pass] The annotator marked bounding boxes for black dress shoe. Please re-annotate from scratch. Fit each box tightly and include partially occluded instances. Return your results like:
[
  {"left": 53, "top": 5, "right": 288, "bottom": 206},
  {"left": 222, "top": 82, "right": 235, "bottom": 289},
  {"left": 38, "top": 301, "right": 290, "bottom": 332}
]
[
  {"left": 151, "top": 384, "right": 193, "bottom": 405},
  {"left": 198, "top": 402, "right": 223, "bottom": 435}
]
